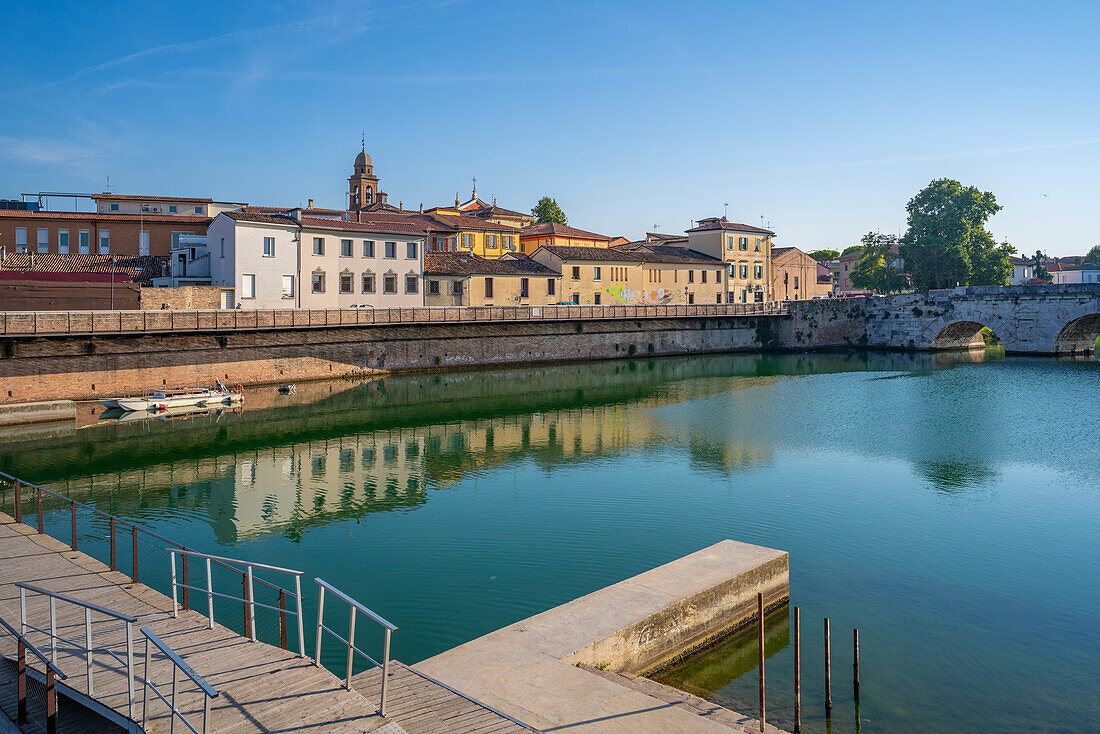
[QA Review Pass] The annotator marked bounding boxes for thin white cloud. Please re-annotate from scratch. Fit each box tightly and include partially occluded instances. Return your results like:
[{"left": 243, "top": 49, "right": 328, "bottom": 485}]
[
  {"left": 0, "top": 135, "right": 105, "bottom": 165},
  {"left": 831, "top": 139, "right": 1100, "bottom": 168}
]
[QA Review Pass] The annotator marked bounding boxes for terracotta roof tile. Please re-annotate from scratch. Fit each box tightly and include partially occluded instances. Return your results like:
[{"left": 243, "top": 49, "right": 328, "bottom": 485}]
[
  {"left": 424, "top": 252, "right": 557, "bottom": 276},
  {"left": 519, "top": 222, "right": 610, "bottom": 240},
  {"left": 0, "top": 253, "right": 169, "bottom": 284},
  {"left": 685, "top": 218, "right": 775, "bottom": 236},
  {"left": 0, "top": 210, "right": 210, "bottom": 223}
]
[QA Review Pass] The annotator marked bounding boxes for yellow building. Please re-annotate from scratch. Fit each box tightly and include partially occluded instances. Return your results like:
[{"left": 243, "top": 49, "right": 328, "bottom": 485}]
[
  {"left": 426, "top": 186, "right": 534, "bottom": 229},
  {"left": 771, "top": 247, "right": 833, "bottom": 300},
  {"left": 529, "top": 243, "right": 725, "bottom": 305},
  {"left": 423, "top": 252, "right": 561, "bottom": 306},
  {"left": 685, "top": 217, "right": 775, "bottom": 303},
  {"left": 423, "top": 212, "right": 521, "bottom": 259},
  {"left": 518, "top": 222, "right": 611, "bottom": 255}
]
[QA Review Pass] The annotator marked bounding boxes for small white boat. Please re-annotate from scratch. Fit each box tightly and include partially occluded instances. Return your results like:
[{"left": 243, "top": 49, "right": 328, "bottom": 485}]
[
  {"left": 114, "top": 385, "right": 244, "bottom": 412},
  {"left": 99, "top": 398, "right": 122, "bottom": 409}
]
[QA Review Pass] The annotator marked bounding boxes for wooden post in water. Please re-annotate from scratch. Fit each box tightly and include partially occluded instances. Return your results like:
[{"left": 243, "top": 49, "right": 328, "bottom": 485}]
[
  {"left": 853, "top": 628, "right": 860, "bottom": 695},
  {"left": 824, "top": 618, "right": 832, "bottom": 715},
  {"left": 758, "top": 592, "right": 765, "bottom": 732},
  {"left": 793, "top": 606, "right": 801, "bottom": 733}
]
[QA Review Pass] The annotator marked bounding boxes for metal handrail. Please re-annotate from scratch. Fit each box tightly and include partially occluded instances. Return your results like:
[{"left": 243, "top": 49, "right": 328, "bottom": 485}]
[
  {"left": 16, "top": 583, "right": 136, "bottom": 719},
  {"left": 141, "top": 626, "right": 218, "bottom": 734},
  {"left": 168, "top": 548, "right": 306, "bottom": 656},
  {"left": 313, "top": 578, "right": 396, "bottom": 716},
  {"left": 0, "top": 613, "right": 67, "bottom": 734}
]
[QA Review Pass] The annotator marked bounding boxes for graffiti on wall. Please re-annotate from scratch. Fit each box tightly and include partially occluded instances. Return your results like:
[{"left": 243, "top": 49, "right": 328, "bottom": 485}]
[{"left": 601, "top": 284, "right": 672, "bottom": 304}]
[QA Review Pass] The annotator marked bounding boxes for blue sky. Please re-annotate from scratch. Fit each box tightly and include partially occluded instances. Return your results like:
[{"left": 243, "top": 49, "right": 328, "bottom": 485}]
[{"left": 2, "top": 0, "right": 1098, "bottom": 255}]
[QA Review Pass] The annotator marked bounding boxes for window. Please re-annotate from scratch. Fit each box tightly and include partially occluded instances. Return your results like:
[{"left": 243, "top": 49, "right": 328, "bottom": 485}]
[
  {"left": 485, "top": 277, "right": 494, "bottom": 298},
  {"left": 139, "top": 231, "right": 149, "bottom": 255},
  {"left": 726, "top": 235, "right": 736, "bottom": 251},
  {"left": 739, "top": 263, "right": 748, "bottom": 279},
  {"left": 78, "top": 230, "right": 90, "bottom": 254},
  {"left": 312, "top": 272, "right": 325, "bottom": 292},
  {"left": 701, "top": 271, "right": 707, "bottom": 284},
  {"left": 384, "top": 242, "right": 396, "bottom": 258},
  {"left": 263, "top": 237, "right": 275, "bottom": 257},
  {"left": 571, "top": 266, "right": 580, "bottom": 280},
  {"left": 169, "top": 205, "right": 177, "bottom": 213},
  {"left": 406, "top": 241, "right": 418, "bottom": 259},
  {"left": 99, "top": 230, "right": 110, "bottom": 254},
  {"left": 739, "top": 236, "right": 748, "bottom": 251},
  {"left": 110, "top": 203, "right": 119, "bottom": 211},
  {"left": 547, "top": 278, "right": 555, "bottom": 296},
  {"left": 383, "top": 274, "right": 397, "bottom": 293},
  {"left": 141, "top": 204, "right": 150, "bottom": 213},
  {"left": 486, "top": 234, "right": 497, "bottom": 249},
  {"left": 405, "top": 275, "right": 419, "bottom": 293},
  {"left": 794, "top": 276, "right": 800, "bottom": 289},
  {"left": 520, "top": 278, "right": 529, "bottom": 298},
  {"left": 593, "top": 266, "right": 601, "bottom": 281},
  {"left": 461, "top": 233, "right": 472, "bottom": 249},
  {"left": 194, "top": 206, "right": 202, "bottom": 214},
  {"left": 754, "top": 263, "right": 763, "bottom": 279},
  {"left": 242, "top": 274, "right": 256, "bottom": 299},
  {"left": 282, "top": 275, "right": 295, "bottom": 297},
  {"left": 716, "top": 293, "right": 722, "bottom": 303},
  {"left": 363, "top": 240, "right": 375, "bottom": 257},
  {"left": 572, "top": 293, "right": 579, "bottom": 303},
  {"left": 453, "top": 281, "right": 463, "bottom": 295},
  {"left": 755, "top": 238, "right": 762, "bottom": 252},
  {"left": 341, "top": 239, "right": 353, "bottom": 257},
  {"left": 688, "top": 270, "right": 694, "bottom": 283},
  {"left": 15, "top": 228, "right": 26, "bottom": 252},
  {"left": 362, "top": 273, "right": 375, "bottom": 293},
  {"left": 717, "top": 269, "right": 722, "bottom": 282},
  {"left": 504, "top": 235, "right": 514, "bottom": 251},
  {"left": 688, "top": 293, "right": 694, "bottom": 304},
  {"left": 428, "top": 280, "right": 440, "bottom": 295},
  {"left": 740, "top": 289, "right": 747, "bottom": 303},
  {"left": 594, "top": 293, "right": 601, "bottom": 305},
  {"left": 37, "top": 228, "right": 48, "bottom": 253},
  {"left": 58, "top": 229, "right": 69, "bottom": 254},
  {"left": 754, "top": 291, "right": 764, "bottom": 303},
  {"left": 313, "top": 237, "right": 325, "bottom": 256}
]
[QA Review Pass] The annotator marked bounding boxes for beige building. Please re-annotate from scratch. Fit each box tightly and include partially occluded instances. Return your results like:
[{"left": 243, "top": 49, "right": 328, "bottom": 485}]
[
  {"left": 685, "top": 217, "right": 775, "bottom": 303},
  {"left": 771, "top": 247, "right": 833, "bottom": 300},
  {"left": 423, "top": 252, "right": 561, "bottom": 306},
  {"left": 518, "top": 222, "right": 611, "bottom": 255},
  {"left": 529, "top": 244, "right": 725, "bottom": 305}
]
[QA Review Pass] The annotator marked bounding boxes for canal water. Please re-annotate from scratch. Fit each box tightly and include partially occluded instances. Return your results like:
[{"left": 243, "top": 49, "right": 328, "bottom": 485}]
[{"left": 1, "top": 350, "right": 1098, "bottom": 733}]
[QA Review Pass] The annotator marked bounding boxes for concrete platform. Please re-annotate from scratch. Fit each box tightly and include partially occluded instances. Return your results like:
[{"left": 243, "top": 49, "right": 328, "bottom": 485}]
[{"left": 418, "top": 539, "right": 790, "bottom": 733}]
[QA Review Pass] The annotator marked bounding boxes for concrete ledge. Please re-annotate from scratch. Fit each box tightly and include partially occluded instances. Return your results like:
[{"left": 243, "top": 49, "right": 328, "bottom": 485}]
[
  {"left": 0, "top": 400, "right": 75, "bottom": 426},
  {"left": 418, "top": 539, "right": 789, "bottom": 733}
]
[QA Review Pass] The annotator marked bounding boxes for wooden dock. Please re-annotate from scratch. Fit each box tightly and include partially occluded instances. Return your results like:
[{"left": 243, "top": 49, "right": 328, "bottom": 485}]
[{"left": 0, "top": 513, "right": 533, "bottom": 733}]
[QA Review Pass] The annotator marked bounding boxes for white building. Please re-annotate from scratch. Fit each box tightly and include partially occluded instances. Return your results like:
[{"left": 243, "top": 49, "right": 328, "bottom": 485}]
[
  {"left": 1008, "top": 257, "right": 1034, "bottom": 285},
  {"left": 206, "top": 210, "right": 427, "bottom": 309},
  {"left": 1052, "top": 264, "right": 1100, "bottom": 285}
]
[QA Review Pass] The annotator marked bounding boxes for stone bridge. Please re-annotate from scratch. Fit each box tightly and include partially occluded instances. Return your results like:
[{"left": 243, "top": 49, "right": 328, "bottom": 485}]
[{"left": 785, "top": 284, "right": 1100, "bottom": 355}]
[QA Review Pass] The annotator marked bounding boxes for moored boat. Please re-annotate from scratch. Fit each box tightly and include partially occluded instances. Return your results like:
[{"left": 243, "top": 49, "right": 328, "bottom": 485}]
[{"left": 113, "top": 384, "right": 244, "bottom": 412}]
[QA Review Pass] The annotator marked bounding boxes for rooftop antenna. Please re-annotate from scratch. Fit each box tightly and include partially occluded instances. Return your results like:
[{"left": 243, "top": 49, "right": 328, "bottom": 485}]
[
  {"left": 472, "top": 175, "right": 477, "bottom": 198},
  {"left": 361, "top": 130, "right": 365, "bottom": 150},
  {"left": 724, "top": 202, "right": 729, "bottom": 218},
  {"left": 105, "top": 174, "right": 110, "bottom": 193}
]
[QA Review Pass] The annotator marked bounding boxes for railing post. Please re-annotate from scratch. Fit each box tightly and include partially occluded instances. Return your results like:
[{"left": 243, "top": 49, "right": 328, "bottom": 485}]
[
  {"left": 380, "top": 627, "right": 392, "bottom": 717},
  {"left": 126, "top": 621, "right": 135, "bottom": 720},
  {"left": 182, "top": 554, "right": 190, "bottom": 611},
  {"left": 17, "top": 639, "right": 27, "bottom": 723},
  {"left": 206, "top": 557, "right": 215, "bottom": 629},
  {"left": 345, "top": 607, "right": 356, "bottom": 689},
  {"left": 142, "top": 636, "right": 150, "bottom": 730},
  {"left": 70, "top": 500, "right": 77, "bottom": 550},
  {"left": 170, "top": 550, "right": 179, "bottom": 617},
  {"left": 314, "top": 583, "right": 326, "bottom": 665},
  {"left": 85, "top": 607, "right": 94, "bottom": 697},
  {"left": 132, "top": 526, "right": 139, "bottom": 583},
  {"left": 46, "top": 665, "right": 57, "bottom": 734},
  {"left": 37, "top": 487, "right": 43, "bottom": 533},
  {"left": 295, "top": 575, "right": 305, "bottom": 658},
  {"left": 278, "top": 589, "right": 288, "bottom": 650},
  {"left": 49, "top": 597, "right": 56, "bottom": 663},
  {"left": 246, "top": 565, "right": 257, "bottom": 642},
  {"left": 13, "top": 479, "right": 21, "bottom": 524},
  {"left": 110, "top": 517, "right": 116, "bottom": 570},
  {"left": 243, "top": 573, "right": 253, "bottom": 641}
]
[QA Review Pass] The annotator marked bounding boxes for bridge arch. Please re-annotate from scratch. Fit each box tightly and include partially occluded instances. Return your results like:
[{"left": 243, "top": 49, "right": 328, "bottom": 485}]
[
  {"left": 1053, "top": 312, "right": 1100, "bottom": 354},
  {"left": 929, "top": 320, "right": 993, "bottom": 350}
]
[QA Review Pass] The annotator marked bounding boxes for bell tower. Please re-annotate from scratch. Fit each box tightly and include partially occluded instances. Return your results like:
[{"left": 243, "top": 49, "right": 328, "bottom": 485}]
[{"left": 348, "top": 143, "right": 387, "bottom": 210}]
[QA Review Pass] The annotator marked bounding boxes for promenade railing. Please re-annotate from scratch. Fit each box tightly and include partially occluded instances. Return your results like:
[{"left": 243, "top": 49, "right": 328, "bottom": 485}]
[
  {"left": 0, "top": 611, "right": 67, "bottom": 734},
  {"left": 140, "top": 626, "right": 219, "bottom": 734},
  {"left": 0, "top": 302, "right": 788, "bottom": 336}
]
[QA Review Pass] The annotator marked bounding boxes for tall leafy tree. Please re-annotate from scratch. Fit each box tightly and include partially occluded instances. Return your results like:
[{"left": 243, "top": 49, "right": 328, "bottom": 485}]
[
  {"left": 532, "top": 196, "right": 568, "bottom": 225},
  {"left": 840, "top": 245, "right": 863, "bottom": 257},
  {"left": 850, "top": 232, "right": 905, "bottom": 293},
  {"left": 1031, "top": 250, "right": 1052, "bottom": 283},
  {"left": 900, "top": 179, "right": 1014, "bottom": 290},
  {"left": 1083, "top": 245, "right": 1100, "bottom": 265},
  {"left": 808, "top": 249, "right": 839, "bottom": 262}
]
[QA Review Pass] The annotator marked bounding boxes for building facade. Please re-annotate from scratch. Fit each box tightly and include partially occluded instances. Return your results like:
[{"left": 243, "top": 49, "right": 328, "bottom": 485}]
[
  {"left": 518, "top": 222, "right": 611, "bottom": 255},
  {"left": 771, "top": 247, "right": 833, "bottom": 300},
  {"left": 0, "top": 210, "right": 211, "bottom": 260},
  {"left": 206, "top": 210, "right": 426, "bottom": 309},
  {"left": 685, "top": 217, "right": 775, "bottom": 303},
  {"left": 423, "top": 253, "right": 561, "bottom": 306}
]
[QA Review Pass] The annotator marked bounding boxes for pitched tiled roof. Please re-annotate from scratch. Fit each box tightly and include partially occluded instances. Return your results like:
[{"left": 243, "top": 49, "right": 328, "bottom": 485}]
[
  {"left": 0, "top": 253, "right": 169, "bottom": 284},
  {"left": 221, "top": 210, "right": 433, "bottom": 236},
  {"left": 686, "top": 218, "right": 775, "bottom": 236},
  {"left": 535, "top": 245, "right": 645, "bottom": 262},
  {"left": 222, "top": 210, "right": 299, "bottom": 226},
  {"left": 612, "top": 243, "right": 723, "bottom": 265},
  {"left": 91, "top": 194, "right": 214, "bottom": 203},
  {"left": 426, "top": 212, "right": 519, "bottom": 232},
  {"left": 519, "top": 222, "right": 610, "bottom": 240},
  {"left": 424, "top": 252, "right": 557, "bottom": 276}
]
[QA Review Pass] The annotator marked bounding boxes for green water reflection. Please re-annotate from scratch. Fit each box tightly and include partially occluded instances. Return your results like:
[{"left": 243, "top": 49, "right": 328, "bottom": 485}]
[{"left": 2, "top": 347, "right": 1098, "bottom": 734}]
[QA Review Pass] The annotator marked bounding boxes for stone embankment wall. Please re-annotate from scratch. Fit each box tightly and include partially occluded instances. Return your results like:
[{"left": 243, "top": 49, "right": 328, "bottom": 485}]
[
  {"left": 139, "top": 285, "right": 222, "bottom": 310},
  {"left": 0, "top": 315, "right": 776, "bottom": 404}
]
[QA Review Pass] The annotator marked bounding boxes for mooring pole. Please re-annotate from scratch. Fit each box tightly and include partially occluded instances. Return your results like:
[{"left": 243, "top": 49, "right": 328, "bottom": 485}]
[
  {"left": 824, "top": 617, "right": 832, "bottom": 715},
  {"left": 758, "top": 592, "right": 765, "bottom": 732},
  {"left": 793, "top": 606, "right": 801, "bottom": 733},
  {"left": 853, "top": 628, "right": 860, "bottom": 696}
]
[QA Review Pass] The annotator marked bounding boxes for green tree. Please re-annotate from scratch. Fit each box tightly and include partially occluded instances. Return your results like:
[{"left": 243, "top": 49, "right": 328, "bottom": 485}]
[
  {"left": 900, "top": 178, "right": 1013, "bottom": 290},
  {"left": 532, "top": 196, "right": 567, "bottom": 225},
  {"left": 808, "top": 249, "right": 839, "bottom": 262},
  {"left": 840, "top": 245, "right": 863, "bottom": 257},
  {"left": 850, "top": 232, "right": 905, "bottom": 293},
  {"left": 1031, "top": 251, "right": 1052, "bottom": 283},
  {"left": 1083, "top": 245, "right": 1100, "bottom": 265}
]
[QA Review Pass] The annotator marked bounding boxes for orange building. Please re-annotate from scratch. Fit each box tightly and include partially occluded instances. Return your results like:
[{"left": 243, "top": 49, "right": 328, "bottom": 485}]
[{"left": 518, "top": 222, "right": 611, "bottom": 255}]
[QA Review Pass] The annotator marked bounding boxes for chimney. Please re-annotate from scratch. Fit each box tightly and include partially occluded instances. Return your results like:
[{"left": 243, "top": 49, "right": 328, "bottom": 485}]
[
  {"left": 419, "top": 203, "right": 423, "bottom": 213},
  {"left": 289, "top": 208, "right": 302, "bottom": 222},
  {"left": 307, "top": 198, "right": 314, "bottom": 209}
]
